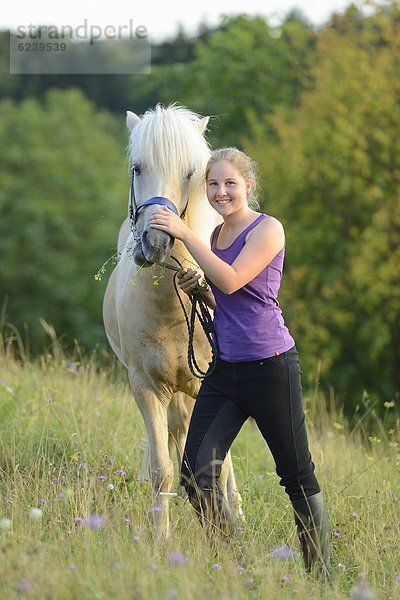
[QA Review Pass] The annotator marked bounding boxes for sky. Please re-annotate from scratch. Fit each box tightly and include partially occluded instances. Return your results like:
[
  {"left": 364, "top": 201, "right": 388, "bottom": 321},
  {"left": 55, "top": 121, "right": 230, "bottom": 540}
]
[{"left": 2, "top": 0, "right": 360, "bottom": 42}]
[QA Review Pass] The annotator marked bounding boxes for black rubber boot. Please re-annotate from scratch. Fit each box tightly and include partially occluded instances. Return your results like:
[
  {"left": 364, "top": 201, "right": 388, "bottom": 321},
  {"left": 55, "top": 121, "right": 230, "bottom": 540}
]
[{"left": 292, "top": 492, "right": 330, "bottom": 581}]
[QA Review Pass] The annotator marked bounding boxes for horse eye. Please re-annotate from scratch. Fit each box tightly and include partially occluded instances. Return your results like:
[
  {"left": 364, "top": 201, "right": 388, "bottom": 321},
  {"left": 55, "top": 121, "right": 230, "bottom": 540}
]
[
  {"left": 133, "top": 165, "right": 141, "bottom": 176},
  {"left": 186, "top": 170, "right": 194, "bottom": 181}
]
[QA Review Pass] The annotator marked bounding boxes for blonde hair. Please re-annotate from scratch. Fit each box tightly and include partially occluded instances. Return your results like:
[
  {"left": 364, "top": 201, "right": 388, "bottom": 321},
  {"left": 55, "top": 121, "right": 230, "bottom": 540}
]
[{"left": 205, "top": 147, "right": 260, "bottom": 210}]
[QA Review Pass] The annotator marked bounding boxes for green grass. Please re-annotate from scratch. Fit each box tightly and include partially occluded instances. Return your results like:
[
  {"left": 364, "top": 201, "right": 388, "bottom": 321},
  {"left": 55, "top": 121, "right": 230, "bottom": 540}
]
[{"left": 0, "top": 337, "right": 399, "bottom": 599}]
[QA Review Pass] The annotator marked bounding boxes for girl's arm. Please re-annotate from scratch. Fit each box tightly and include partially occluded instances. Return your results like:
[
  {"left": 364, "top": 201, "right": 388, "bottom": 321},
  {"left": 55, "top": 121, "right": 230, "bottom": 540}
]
[
  {"left": 149, "top": 208, "right": 285, "bottom": 294},
  {"left": 198, "top": 288, "right": 216, "bottom": 310}
]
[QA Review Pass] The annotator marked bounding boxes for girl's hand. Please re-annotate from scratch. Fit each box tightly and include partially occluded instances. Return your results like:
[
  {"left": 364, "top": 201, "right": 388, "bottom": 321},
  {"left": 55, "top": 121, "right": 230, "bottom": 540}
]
[
  {"left": 177, "top": 269, "right": 201, "bottom": 295},
  {"left": 148, "top": 206, "right": 190, "bottom": 241}
]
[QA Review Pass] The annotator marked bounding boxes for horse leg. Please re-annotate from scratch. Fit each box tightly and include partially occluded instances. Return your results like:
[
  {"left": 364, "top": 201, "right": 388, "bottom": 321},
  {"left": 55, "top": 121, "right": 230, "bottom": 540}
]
[
  {"left": 168, "top": 392, "right": 195, "bottom": 467},
  {"left": 167, "top": 392, "right": 195, "bottom": 498},
  {"left": 129, "top": 375, "right": 173, "bottom": 538},
  {"left": 138, "top": 437, "right": 150, "bottom": 482},
  {"left": 220, "top": 451, "right": 245, "bottom": 522},
  {"left": 139, "top": 392, "right": 194, "bottom": 488}
]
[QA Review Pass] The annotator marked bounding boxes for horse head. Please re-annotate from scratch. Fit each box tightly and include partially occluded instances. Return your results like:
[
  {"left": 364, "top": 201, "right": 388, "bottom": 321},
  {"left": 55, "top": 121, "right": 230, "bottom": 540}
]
[{"left": 126, "top": 104, "right": 210, "bottom": 266}]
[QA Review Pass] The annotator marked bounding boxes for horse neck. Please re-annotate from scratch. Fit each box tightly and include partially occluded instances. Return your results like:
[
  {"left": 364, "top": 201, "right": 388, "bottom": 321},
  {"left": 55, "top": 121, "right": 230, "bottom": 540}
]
[{"left": 185, "top": 194, "right": 222, "bottom": 248}]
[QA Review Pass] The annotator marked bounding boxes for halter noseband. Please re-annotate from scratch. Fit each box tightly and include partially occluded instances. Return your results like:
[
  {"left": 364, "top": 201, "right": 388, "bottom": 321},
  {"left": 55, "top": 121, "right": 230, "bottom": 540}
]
[{"left": 129, "top": 168, "right": 188, "bottom": 235}]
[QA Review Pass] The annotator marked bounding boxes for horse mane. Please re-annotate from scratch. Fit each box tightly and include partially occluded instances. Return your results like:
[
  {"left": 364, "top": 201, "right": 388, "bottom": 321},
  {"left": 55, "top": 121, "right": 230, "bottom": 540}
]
[{"left": 127, "top": 103, "right": 212, "bottom": 208}]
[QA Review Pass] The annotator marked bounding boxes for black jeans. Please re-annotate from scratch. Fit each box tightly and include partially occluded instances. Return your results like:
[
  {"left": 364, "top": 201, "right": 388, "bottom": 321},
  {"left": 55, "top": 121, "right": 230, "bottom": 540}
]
[{"left": 180, "top": 345, "right": 320, "bottom": 503}]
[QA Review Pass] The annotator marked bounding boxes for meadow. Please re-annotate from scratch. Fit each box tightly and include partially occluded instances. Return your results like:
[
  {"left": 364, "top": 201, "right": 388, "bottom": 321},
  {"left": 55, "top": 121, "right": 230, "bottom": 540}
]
[{"left": 0, "top": 333, "right": 399, "bottom": 600}]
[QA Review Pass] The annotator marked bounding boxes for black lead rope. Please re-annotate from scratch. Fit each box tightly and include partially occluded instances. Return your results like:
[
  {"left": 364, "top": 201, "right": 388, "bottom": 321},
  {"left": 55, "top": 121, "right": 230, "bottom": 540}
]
[{"left": 168, "top": 256, "right": 219, "bottom": 379}]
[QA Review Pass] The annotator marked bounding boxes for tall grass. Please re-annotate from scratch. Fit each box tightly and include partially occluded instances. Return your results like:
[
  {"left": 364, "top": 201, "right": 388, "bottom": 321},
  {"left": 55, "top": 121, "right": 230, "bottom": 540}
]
[{"left": 0, "top": 330, "right": 399, "bottom": 599}]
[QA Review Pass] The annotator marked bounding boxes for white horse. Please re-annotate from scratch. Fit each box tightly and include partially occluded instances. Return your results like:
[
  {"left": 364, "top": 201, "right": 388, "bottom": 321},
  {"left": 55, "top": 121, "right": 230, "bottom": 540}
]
[{"left": 103, "top": 104, "right": 242, "bottom": 537}]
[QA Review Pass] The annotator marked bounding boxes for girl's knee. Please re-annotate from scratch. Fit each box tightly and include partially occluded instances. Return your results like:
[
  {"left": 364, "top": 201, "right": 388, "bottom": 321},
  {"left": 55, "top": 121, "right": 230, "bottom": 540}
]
[{"left": 282, "top": 472, "right": 321, "bottom": 503}]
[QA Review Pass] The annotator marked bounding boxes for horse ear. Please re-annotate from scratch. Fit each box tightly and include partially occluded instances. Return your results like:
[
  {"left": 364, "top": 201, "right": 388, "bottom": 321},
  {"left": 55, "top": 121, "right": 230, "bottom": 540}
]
[
  {"left": 196, "top": 116, "right": 209, "bottom": 134},
  {"left": 126, "top": 111, "right": 141, "bottom": 131}
]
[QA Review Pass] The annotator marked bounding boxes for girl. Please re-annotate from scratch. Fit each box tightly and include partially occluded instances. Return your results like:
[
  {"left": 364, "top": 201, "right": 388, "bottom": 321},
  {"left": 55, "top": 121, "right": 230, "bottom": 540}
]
[{"left": 148, "top": 147, "right": 330, "bottom": 579}]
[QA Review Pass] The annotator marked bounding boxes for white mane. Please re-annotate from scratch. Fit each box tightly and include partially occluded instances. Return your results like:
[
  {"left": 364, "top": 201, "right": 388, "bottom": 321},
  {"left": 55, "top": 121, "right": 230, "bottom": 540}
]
[{"left": 127, "top": 104, "right": 212, "bottom": 208}]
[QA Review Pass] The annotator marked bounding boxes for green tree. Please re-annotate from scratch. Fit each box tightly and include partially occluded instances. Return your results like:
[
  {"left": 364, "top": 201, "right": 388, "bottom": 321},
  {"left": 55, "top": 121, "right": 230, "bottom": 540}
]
[
  {"left": 0, "top": 88, "right": 128, "bottom": 352},
  {"left": 140, "top": 14, "right": 316, "bottom": 146},
  {"left": 246, "top": 4, "right": 400, "bottom": 409},
  {"left": 0, "top": 24, "right": 219, "bottom": 117}
]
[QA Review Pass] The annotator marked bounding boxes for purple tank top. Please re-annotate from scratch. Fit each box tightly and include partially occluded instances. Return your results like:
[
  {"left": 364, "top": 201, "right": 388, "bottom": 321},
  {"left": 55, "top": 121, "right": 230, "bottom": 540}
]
[{"left": 208, "top": 214, "right": 295, "bottom": 362}]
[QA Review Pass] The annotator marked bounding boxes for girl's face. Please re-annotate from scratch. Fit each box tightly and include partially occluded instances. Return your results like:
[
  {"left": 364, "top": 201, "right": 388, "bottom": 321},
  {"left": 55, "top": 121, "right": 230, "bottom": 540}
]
[{"left": 206, "top": 160, "right": 251, "bottom": 216}]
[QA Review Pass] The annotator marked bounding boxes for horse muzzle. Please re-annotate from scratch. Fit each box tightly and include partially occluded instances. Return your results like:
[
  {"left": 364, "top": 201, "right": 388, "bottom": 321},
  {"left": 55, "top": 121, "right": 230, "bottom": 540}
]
[
  {"left": 134, "top": 229, "right": 174, "bottom": 267},
  {"left": 132, "top": 241, "right": 152, "bottom": 267}
]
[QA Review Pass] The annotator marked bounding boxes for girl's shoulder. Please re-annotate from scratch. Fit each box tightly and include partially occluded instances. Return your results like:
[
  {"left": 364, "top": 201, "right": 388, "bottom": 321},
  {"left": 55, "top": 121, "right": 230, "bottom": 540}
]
[
  {"left": 245, "top": 214, "right": 284, "bottom": 243},
  {"left": 257, "top": 212, "right": 283, "bottom": 225}
]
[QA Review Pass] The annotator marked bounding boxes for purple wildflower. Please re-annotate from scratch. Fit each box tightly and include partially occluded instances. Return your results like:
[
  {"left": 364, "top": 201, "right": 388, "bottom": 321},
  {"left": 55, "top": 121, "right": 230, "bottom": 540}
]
[
  {"left": 396, "top": 575, "right": 400, "bottom": 583},
  {"left": 149, "top": 506, "right": 162, "bottom": 513},
  {"left": 352, "top": 512, "right": 359, "bottom": 519},
  {"left": 68, "top": 563, "right": 76, "bottom": 570},
  {"left": 236, "top": 566, "right": 246, "bottom": 573},
  {"left": 74, "top": 517, "right": 84, "bottom": 524},
  {"left": 168, "top": 551, "right": 187, "bottom": 565},
  {"left": 78, "top": 462, "right": 86, "bottom": 470},
  {"left": 211, "top": 563, "right": 222, "bottom": 570},
  {"left": 124, "top": 518, "right": 132, "bottom": 525},
  {"left": 280, "top": 575, "right": 292, "bottom": 584},
  {"left": 116, "top": 469, "right": 126, "bottom": 476},
  {"left": 333, "top": 528, "right": 342, "bottom": 539},
  {"left": 86, "top": 515, "right": 105, "bottom": 529},
  {"left": 271, "top": 545, "right": 295, "bottom": 560},
  {"left": 133, "top": 535, "right": 140, "bottom": 542},
  {"left": 39, "top": 498, "right": 45, "bottom": 504},
  {"left": 15, "top": 581, "right": 30, "bottom": 592},
  {"left": 98, "top": 475, "right": 108, "bottom": 481}
]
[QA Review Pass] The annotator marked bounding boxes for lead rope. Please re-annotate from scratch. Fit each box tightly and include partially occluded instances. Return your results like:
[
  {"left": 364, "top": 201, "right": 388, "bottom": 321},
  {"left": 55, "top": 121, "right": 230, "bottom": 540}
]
[{"left": 168, "top": 256, "right": 219, "bottom": 379}]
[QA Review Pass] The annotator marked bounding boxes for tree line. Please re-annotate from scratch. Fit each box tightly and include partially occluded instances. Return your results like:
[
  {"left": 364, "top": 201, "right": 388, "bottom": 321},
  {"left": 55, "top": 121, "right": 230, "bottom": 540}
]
[{"left": 0, "top": 2, "right": 399, "bottom": 415}]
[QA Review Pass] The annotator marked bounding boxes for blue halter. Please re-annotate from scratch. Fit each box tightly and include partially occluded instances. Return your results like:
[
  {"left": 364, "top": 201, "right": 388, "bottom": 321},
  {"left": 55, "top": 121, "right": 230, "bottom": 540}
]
[
  {"left": 134, "top": 197, "right": 179, "bottom": 222},
  {"left": 129, "top": 168, "right": 186, "bottom": 229}
]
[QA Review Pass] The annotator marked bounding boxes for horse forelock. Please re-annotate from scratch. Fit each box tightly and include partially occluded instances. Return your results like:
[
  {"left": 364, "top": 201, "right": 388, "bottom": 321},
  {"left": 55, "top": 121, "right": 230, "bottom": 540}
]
[{"left": 128, "top": 104, "right": 211, "bottom": 188}]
